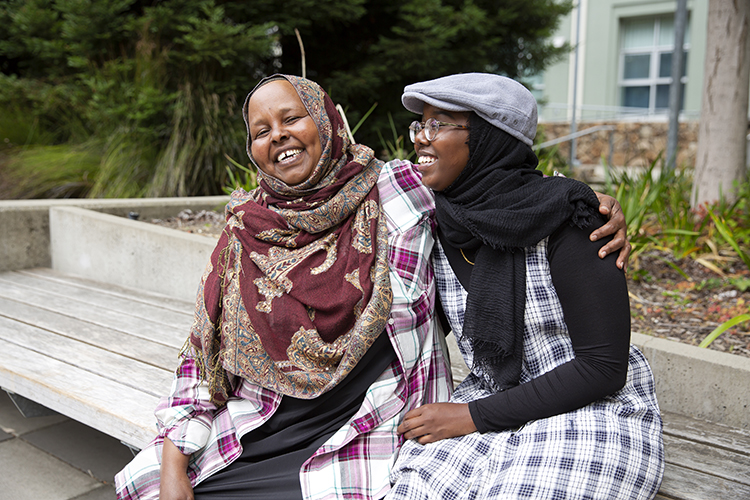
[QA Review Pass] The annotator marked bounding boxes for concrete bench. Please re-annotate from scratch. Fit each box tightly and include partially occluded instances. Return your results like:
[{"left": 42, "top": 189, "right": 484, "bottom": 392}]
[
  {"left": 1, "top": 267, "right": 749, "bottom": 497},
  {"left": 0, "top": 267, "right": 190, "bottom": 450},
  {"left": 1, "top": 200, "right": 748, "bottom": 498},
  {"left": 0, "top": 199, "right": 221, "bottom": 451}
]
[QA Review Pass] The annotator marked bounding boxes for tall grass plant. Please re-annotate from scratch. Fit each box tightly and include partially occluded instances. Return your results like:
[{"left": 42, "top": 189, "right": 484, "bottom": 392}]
[
  {"left": 1, "top": 143, "right": 101, "bottom": 198},
  {"left": 601, "top": 160, "right": 750, "bottom": 347}
]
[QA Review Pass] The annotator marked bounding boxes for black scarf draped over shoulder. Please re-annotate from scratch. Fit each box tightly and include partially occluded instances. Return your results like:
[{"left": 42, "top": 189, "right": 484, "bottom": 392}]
[{"left": 434, "top": 114, "right": 600, "bottom": 391}]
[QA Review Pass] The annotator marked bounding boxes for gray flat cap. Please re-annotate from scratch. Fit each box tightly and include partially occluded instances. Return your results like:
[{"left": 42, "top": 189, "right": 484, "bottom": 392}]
[{"left": 402, "top": 73, "right": 537, "bottom": 146}]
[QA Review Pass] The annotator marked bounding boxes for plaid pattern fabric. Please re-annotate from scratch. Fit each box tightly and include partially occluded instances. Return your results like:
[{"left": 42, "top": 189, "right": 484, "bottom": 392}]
[
  {"left": 387, "top": 239, "right": 664, "bottom": 500},
  {"left": 114, "top": 159, "right": 452, "bottom": 500}
]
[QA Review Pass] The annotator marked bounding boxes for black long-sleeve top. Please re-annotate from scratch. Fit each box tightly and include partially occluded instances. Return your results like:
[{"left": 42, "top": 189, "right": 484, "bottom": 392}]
[{"left": 438, "top": 217, "right": 631, "bottom": 432}]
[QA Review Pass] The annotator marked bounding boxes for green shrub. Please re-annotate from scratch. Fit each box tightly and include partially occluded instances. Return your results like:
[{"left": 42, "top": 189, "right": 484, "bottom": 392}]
[{"left": 2, "top": 143, "right": 101, "bottom": 198}]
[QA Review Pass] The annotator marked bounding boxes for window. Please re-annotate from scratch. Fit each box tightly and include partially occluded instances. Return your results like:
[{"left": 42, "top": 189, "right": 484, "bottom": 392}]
[{"left": 619, "top": 15, "right": 689, "bottom": 112}]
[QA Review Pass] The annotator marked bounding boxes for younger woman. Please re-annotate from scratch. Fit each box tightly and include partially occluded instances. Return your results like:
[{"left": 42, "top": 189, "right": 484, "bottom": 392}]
[{"left": 388, "top": 73, "right": 664, "bottom": 500}]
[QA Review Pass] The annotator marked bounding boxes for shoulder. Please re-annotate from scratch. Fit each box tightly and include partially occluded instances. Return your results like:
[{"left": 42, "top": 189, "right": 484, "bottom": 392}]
[
  {"left": 548, "top": 213, "right": 607, "bottom": 259},
  {"left": 377, "top": 159, "right": 435, "bottom": 230},
  {"left": 547, "top": 213, "right": 625, "bottom": 287}
]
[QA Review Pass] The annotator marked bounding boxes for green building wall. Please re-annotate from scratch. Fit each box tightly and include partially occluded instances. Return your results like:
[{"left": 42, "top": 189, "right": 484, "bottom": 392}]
[{"left": 540, "top": 0, "right": 709, "bottom": 121}]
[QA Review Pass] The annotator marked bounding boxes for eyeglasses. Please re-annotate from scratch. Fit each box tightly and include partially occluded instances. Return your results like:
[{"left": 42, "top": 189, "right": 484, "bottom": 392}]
[{"left": 408, "top": 118, "right": 469, "bottom": 143}]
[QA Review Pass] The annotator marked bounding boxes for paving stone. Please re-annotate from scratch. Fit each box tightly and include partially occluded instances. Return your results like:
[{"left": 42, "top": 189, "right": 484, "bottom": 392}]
[
  {"left": 23, "top": 418, "right": 134, "bottom": 483},
  {"left": 71, "top": 484, "right": 116, "bottom": 500},
  {"left": 0, "top": 438, "right": 102, "bottom": 500},
  {"left": 0, "top": 427, "right": 12, "bottom": 443},
  {"left": 0, "top": 390, "right": 68, "bottom": 436}
]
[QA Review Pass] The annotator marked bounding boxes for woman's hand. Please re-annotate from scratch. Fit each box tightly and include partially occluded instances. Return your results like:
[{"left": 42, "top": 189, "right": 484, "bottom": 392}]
[
  {"left": 160, "top": 438, "right": 194, "bottom": 500},
  {"left": 592, "top": 192, "right": 631, "bottom": 270},
  {"left": 397, "top": 403, "right": 477, "bottom": 445}
]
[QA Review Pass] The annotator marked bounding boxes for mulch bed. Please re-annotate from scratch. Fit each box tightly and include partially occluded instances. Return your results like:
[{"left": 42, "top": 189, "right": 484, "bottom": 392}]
[
  {"left": 150, "top": 209, "right": 226, "bottom": 238},
  {"left": 152, "top": 210, "right": 750, "bottom": 359},
  {"left": 628, "top": 252, "right": 750, "bottom": 358}
]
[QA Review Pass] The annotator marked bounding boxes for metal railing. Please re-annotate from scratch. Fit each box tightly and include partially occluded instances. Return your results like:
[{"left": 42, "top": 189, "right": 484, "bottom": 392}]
[
  {"left": 533, "top": 125, "right": 616, "bottom": 167},
  {"left": 538, "top": 103, "right": 701, "bottom": 123}
]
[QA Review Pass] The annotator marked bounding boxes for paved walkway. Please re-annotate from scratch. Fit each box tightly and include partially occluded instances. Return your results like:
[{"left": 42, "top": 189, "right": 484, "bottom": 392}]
[{"left": 0, "top": 391, "right": 133, "bottom": 499}]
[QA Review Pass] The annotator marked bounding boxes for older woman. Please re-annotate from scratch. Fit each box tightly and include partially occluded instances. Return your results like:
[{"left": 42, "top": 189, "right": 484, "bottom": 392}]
[
  {"left": 115, "top": 75, "right": 453, "bottom": 500},
  {"left": 387, "top": 73, "right": 664, "bottom": 500},
  {"left": 115, "top": 74, "right": 629, "bottom": 500}
]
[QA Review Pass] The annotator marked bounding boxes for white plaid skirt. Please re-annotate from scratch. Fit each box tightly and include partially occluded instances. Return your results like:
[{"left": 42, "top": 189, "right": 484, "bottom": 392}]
[
  {"left": 388, "top": 347, "right": 663, "bottom": 500},
  {"left": 386, "top": 241, "right": 664, "bottom": 499}
]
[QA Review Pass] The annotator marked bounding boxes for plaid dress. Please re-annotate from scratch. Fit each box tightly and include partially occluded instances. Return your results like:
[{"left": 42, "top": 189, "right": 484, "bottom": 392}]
[
  {"left": 114, "top": 159, "right": 452, "bottom": 500},
  {"left": 388, "top": 239, "right": 664, "bottom": 500}
]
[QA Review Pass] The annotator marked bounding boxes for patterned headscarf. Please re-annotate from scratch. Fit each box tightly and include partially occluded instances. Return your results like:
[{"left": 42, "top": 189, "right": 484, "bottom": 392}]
[{"left": 188, "top": 75, "right": 392, "bottom": 403}]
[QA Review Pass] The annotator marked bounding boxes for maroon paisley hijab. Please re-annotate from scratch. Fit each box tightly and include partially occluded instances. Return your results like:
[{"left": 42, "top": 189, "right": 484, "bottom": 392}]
[{"left": 187, "top": 75, "right": 392, "bottom": 403}]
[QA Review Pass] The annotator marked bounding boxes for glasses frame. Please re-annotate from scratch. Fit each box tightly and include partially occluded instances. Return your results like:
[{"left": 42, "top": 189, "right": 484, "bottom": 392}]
[{"left": 408, "top": 117, "right": 469, "bottom": 143}]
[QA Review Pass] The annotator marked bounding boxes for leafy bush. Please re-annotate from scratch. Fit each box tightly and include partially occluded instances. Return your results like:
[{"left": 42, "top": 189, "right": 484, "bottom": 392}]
[
  {"left": 0, "top": 0, "right": 574, "bottom": 199},
  {"left": 601, "top": 160, "right": 750, "bottom": 347},
  {"left": 0, "top": 0, "right": 275, "bottom": 198}
]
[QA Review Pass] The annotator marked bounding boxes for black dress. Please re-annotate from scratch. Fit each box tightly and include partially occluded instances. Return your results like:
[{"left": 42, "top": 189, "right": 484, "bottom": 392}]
[{"left": 193, "top": 332, "right": 396, "bottom": 499}]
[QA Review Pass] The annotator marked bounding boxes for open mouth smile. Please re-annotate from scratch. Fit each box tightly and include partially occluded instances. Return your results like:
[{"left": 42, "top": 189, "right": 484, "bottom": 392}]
[
  {"left": 418, "top": 155, "right": 437, "bottom": 167},
  {"left": 276, "top": 149, "right": 303, "bottom": 163}
]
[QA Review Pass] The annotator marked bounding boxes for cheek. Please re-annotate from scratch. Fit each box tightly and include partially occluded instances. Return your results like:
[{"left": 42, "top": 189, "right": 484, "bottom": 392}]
[
  {"left": 251, "top": 141, "right": 271, "bottom": 171},
  {"left": 448, "top": 146, "right": 469, "bottom": 176},
  {"left": 305, "top": 128, "right": 322, "bottom": 152},
  {"left": 306, "top": 133, "right": 323, "bottom": 164}
]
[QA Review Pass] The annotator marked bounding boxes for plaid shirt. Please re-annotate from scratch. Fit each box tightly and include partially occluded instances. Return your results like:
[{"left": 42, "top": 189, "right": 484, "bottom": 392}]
[{"left": 114, "top": 159, "right": 452, "bottom": 500}]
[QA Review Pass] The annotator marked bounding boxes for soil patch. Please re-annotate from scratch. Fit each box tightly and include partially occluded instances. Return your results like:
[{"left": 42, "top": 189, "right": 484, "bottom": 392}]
[
  {"left": 628, "top": 252, "right": 750, "bottom": 358},
  {"left": 150, "top": 209, "right": 226, "bottom": 239},
  {"left": 152, "top": 210, "right": 750, "bottom": 359}
]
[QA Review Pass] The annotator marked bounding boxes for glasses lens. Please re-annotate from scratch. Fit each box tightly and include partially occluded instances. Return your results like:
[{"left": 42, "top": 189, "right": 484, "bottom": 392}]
[
  {"left": 425, "top": 118, "right": 440, "bottom": 141},
  {"left": 408, "top": 121, "right": 421, "bottom": 143}
]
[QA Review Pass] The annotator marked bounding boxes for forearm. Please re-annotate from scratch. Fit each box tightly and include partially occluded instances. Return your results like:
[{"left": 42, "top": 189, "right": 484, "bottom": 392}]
[
  {"left": 468, "top": 353, "right": 627, "bottom": 432},
  {"left": 162, "top": 437, "right": 191, "bottom": 474},
  {"left": 160, "top": 438, "right": 195, "bottom": 500},
  {"left": 470, "top": 221, "right": 630, "bottom": 432},
  {"left": 156, "top": 353, "right": 218, "bottom": 454}
]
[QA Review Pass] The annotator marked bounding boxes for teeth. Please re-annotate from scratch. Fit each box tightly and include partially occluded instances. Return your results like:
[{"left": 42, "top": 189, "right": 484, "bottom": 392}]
[
  {"left": 418, "top": 156, "right": 436, "bottom": 165},
  {"left": 277, "top": 149, "right": 303, "bottom": 162}
]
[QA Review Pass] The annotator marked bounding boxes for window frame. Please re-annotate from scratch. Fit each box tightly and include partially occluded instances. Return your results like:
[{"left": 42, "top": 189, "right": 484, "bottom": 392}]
[{"left": 618, "top": 15, "right": 690, "bottom": 113}]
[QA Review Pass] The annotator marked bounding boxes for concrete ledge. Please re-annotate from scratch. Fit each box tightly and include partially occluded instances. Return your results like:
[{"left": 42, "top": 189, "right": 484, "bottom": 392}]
[
  {"left": 50, "top": 206, "right": 217, "bottom": 302},
  {"left": 0, "top": 196, "right": 228, "bottom": 273},
  {"left": 632, "top": 332, "right": 750, "bottom": 430}
]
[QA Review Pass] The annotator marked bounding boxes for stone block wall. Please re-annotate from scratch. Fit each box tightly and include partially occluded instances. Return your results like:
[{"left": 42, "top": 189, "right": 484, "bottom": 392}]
[{"left": 538, "top": 121, "right": 700, "bottom": 168}]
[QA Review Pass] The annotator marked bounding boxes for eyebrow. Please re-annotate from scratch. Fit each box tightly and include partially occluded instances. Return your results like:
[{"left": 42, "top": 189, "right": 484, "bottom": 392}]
[
  {"left": 248, "top": 105, "right": 306, "bottom": 128},
  {"left": 435, "top": 110, "right": 457, "bottom": 119}
]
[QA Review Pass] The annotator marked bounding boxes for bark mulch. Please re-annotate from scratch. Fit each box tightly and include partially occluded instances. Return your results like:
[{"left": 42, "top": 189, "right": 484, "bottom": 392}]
[{"left": 628, "top": 251, "right": 750, "bottom": 358}]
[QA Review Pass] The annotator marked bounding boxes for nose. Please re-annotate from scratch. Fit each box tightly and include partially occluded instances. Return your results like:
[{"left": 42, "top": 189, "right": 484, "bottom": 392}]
[
  {"left": 413, "top": 127, "right": 431, "bottom": 147},
  {"left": 270, "top": 124, "right": 289, "bottom": 143}
]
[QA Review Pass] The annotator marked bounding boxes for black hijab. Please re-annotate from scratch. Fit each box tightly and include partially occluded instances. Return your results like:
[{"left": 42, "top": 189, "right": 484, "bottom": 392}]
[{"left": 435, "top": 113, "right": 600, "bottom": 390}]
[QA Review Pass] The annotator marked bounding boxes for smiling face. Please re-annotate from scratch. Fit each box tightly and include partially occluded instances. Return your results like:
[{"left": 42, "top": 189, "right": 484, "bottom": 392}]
[
  {"left": 246, "top": 80, "right": 323, "bottom": 186},
  {"left": 413, "top": 104, "right": 471, "bottom": 192}
]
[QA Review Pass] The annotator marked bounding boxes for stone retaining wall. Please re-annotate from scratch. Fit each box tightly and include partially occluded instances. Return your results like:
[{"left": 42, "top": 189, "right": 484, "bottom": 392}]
[{"left": 538, "top": 121, "right": 700, "bottom": 167}]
